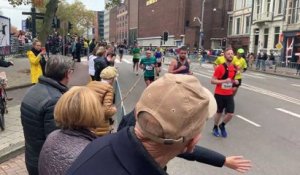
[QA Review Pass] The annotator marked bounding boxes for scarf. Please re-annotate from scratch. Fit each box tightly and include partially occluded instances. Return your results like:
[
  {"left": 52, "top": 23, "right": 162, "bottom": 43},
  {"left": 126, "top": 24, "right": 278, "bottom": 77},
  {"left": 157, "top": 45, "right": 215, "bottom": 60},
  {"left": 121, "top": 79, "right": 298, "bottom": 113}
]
[{"left": 31, "top": 47, "right": 41, "bottom": 57}]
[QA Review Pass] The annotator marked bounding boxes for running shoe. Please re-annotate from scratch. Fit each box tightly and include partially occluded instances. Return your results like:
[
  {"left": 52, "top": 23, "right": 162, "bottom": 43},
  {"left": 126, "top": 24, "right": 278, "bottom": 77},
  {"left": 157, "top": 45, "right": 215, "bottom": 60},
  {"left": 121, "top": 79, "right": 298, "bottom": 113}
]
[
  {"left": 219, "top": 124, "right": 227, "bottom": 138},
  {"left": 212, "top": 127, "right": 220, "bottom": 137}
]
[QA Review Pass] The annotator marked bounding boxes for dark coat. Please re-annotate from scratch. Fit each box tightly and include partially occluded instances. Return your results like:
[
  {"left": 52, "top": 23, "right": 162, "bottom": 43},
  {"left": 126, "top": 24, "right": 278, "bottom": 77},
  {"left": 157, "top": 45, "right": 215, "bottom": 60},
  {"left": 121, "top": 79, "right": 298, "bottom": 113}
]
[
  {"left": 20, "top": 76, "right": 68, "bottom": 170},
  {"left": 66, "top": 127, "right": 168, "bottom": 175},
  {"left": 39, "top": 129, "right": 96, "bottom": 175},
  {"left": 118, "top": 109, "right": 226, "bottom": 168},
  {"left": 94, "top": 56, "right": 109, "bottom": 81}
]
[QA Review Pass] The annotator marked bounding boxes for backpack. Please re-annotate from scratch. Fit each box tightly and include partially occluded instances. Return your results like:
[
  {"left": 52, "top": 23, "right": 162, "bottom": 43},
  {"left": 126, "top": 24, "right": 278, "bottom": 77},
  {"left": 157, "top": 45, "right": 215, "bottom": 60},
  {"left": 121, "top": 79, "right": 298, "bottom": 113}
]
[{"left": 220, "top": 63, "right": 237, "bottom": 80}]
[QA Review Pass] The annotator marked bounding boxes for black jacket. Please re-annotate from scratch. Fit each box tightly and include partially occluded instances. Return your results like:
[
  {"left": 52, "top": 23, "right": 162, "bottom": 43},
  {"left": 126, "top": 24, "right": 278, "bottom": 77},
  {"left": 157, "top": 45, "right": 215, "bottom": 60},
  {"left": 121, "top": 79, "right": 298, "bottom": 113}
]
[
  {"left": 20, "top": 76, "right": 68, "bottom": 169},
  {"left": 94, "top": 56, "right": 109, "bottom": 81},
  {"left": 118, "top": 109, "right": 226, "bottom": 168},
  {"left": 67, "top": 127, "right": 168, "bottom": 175}
]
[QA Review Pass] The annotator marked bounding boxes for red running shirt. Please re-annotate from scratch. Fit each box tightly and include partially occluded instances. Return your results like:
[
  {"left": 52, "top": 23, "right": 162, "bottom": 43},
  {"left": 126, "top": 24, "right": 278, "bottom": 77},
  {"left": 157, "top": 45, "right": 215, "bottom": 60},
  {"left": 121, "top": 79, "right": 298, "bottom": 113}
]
[{"left": 213, "top": 64, "right": 236, "bottom": 95}]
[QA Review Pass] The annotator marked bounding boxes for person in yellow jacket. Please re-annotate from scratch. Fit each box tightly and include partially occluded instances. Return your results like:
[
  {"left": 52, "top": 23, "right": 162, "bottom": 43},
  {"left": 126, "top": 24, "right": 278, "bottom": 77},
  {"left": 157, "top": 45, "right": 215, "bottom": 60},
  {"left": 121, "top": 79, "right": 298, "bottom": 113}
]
[
  {"left": 232, "top": 48, "right": 247, "bottom": 96},
  {"left": 27, "top": 39, "right": 46, "bottom": 84},
  {"left": 213, "top": 48, "right": 247, "bottom": 96}
]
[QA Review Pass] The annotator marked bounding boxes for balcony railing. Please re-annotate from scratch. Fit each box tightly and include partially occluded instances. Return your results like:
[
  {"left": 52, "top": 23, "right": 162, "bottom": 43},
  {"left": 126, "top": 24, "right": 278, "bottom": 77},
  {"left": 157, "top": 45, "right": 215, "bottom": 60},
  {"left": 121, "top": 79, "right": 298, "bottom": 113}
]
[{"left": 253, "top": 12, "right": 273, "bottom": 23}]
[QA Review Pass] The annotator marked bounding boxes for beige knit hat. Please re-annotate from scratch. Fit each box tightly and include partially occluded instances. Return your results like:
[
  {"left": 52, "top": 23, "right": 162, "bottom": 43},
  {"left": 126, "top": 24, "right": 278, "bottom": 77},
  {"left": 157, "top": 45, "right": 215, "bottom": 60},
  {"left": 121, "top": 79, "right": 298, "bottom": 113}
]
[{"left": 100, "top": 66, "right": 118, "bottom": 80}]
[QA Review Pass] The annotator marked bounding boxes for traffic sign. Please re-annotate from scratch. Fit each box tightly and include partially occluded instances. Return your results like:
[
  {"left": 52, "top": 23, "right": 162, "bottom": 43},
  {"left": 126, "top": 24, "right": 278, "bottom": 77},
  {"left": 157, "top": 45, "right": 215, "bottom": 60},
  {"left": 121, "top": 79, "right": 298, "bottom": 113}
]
[{"left": 276, "top": 43, "right": 283, "bottom": 50}]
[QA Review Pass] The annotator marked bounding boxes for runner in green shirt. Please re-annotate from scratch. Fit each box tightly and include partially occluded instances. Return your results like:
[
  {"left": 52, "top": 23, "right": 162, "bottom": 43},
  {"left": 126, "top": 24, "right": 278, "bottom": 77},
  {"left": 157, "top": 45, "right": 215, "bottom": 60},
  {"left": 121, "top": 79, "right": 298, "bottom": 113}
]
[
  {"left": 139, "top": 50, "right": 157, "bottom": 86},
  {"left": 132, "top": 43, "right": 141, "bottom": 75}
]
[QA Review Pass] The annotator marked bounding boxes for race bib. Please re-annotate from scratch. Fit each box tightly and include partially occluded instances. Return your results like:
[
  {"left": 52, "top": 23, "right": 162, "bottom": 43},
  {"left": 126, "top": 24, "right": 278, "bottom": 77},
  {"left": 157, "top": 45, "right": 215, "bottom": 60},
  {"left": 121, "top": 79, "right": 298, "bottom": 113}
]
[
  {"left": 145, "top": 65, "right": 153, "bottom": 71},
  {"left": 221, "top": 82, "right": 233, "bottom": 89},
  {"left": 156, "top": 58, "right": 162, "bottom": 63}
]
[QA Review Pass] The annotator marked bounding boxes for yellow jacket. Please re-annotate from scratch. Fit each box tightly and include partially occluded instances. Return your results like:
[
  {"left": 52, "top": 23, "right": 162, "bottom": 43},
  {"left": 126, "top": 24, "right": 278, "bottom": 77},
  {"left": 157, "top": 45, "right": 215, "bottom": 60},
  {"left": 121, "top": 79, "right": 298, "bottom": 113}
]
[{"left": 27, "top": 50, "right": 43, "bottom": 84}]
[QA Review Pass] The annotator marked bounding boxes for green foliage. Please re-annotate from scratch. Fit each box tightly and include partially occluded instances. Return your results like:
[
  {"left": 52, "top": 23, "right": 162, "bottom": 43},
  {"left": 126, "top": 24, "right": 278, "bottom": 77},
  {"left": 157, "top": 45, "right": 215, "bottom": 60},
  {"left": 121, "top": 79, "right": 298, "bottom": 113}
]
[
  {"left": 7, "top": 0, "right": 32, "bottom": 7},
  {"left": 105, "top": 0, "right": 121, "bottom": 10}
]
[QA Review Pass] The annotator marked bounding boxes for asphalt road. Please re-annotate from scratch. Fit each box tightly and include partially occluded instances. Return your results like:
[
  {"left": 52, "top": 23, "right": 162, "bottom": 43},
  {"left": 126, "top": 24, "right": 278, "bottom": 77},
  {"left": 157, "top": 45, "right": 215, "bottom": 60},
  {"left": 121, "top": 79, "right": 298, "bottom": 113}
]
[{"left": 116, "top": 55, "right": 300, "bottom": 175}]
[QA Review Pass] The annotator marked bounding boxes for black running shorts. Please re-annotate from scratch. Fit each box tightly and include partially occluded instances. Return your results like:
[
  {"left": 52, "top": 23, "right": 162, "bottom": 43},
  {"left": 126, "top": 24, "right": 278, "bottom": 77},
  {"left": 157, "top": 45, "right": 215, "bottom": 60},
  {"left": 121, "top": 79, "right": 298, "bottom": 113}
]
[
  {"left": 144, "top": 76, "right": 155, "bottom": 82},
  {"left": 214, "top": 94, "right": 235, "bottom": 114},
  {"left": 133, "top": 59, "right": 140, "bottom": 64}
]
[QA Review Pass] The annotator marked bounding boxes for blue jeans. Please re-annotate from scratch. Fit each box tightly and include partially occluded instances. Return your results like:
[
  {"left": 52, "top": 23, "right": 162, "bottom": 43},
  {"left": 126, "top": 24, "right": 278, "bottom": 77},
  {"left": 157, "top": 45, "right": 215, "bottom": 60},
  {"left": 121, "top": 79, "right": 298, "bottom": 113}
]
[
  {"left": 261, "top": 60, "right": 266, "bottom": 71},
  {"left": 256, "top": 60, "right": 261, "bottom": 70}
]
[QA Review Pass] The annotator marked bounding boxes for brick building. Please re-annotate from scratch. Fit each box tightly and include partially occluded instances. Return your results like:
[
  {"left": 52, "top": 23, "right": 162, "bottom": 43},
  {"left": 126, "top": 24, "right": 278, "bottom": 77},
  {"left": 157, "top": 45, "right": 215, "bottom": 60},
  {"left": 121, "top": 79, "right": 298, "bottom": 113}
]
[
  {"left": 116, "top": 1, "right": 129, "bottom": 44},
  {"left": 109, "top": 6, "right": 117, "bottom": 42},
  {"left": 137, "top": 0, "right": 232, "bottom": 49},
  {"left": 128, "top": 0, "right": 138, "bottom": 46}
]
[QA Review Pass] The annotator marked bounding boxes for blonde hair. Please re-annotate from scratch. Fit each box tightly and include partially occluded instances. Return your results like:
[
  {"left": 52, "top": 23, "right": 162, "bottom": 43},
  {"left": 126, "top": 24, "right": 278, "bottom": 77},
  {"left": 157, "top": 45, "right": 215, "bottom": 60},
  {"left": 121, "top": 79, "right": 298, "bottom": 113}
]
[
  {"left": 32, "top": 38, "right": 41, "bottom": 46},
  {"left": 54, "top": 86, "right": 105, "bottom": 129},
  {"left": 96, "top": 47, "right": 106, "bottom": 57}
]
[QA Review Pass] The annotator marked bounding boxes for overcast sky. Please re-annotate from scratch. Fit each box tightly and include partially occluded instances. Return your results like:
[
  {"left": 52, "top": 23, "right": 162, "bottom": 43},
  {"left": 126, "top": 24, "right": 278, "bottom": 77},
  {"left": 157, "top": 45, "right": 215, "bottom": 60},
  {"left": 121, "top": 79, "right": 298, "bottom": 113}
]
[{"left": 0, "top": 0, "right": 104, "bottom": 29}]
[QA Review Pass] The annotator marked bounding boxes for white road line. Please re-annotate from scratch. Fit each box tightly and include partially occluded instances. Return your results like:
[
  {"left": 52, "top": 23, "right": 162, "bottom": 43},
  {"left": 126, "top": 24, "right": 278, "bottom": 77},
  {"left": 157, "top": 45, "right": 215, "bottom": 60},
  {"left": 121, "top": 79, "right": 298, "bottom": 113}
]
[
  {"left": 207, "top": 70, "right": 214, "bottom": 73},
  {"left": 122, "top": 59, "right": 132, "bottom": 64},
  {"left": 291, "top": 84, "right": 300, "bottom": 87},
  {"left": 249, "top": 72, "right": 286, "bottom": 80},
  {"left": 242, "top": 84, "right": 300, "bottom": 106},
  {"left": 275, "top": 108, "right": 300, "bottom": 119},
  {"left": 193, "top": 72, "right": 211, "bottom": 79},
  {"left": 191, "top": 69, "right": 300, "bottom": 106},
  {"left": 243, "top": 73, "right": 265, "bottom": 79},
  {"left": 115, "top": 59, "right": 120, "bottom": 63},
  {"left": 236, "top": 115, "right": 261, "bottom": 127},
  {"left": 116, "top": 78, "right": 127, "bottom": 115}
]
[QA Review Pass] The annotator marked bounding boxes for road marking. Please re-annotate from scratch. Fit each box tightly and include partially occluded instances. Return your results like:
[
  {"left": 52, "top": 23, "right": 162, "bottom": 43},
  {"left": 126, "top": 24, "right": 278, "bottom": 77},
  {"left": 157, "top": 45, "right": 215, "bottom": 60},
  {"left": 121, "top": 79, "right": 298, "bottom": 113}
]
[
  {"left": 242, "top": 84, "right": 300, "bottom": 106},
  {"left": 275, "top": 108, "right": 300, "bottom": 119},
  {"left": 115, "top": 59, "right": 120, "bottom": 63},
  {"left": 243, "top": 74, "right": 265, "bottom": 79},
  {"left": 191, "top": 69, "right": 300, "bottom": 106},
  {"left": 291, "top": 84, "right": 300, "bottom": 87},
  {"left": 236, "top": 115, "right": 261, "bottom": 127},
  {"left": 249, "top": 73, "right": 286, "bottom": 80},
  {"left": 207, "top": 70, "right": 214, "bottom": 73},
  {"left": 122, "top": 59, "right": 132, "bottom": 64},
  {"left": 193, "top": 72, "right": 211, "bottom": 79}
]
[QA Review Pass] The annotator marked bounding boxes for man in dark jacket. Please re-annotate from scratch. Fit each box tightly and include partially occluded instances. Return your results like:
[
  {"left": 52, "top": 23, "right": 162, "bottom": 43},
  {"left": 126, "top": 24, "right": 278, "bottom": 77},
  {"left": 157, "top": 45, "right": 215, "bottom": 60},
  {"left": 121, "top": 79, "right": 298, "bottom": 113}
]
[
  {"left": 67, "top": 74, "right": 221, "bottom": 175},
  {"left": 94, "top": 56, "right": 109, "bottom": 81},
  {"left": 21, "top": 56, "right": 74, "bottom": 175}
]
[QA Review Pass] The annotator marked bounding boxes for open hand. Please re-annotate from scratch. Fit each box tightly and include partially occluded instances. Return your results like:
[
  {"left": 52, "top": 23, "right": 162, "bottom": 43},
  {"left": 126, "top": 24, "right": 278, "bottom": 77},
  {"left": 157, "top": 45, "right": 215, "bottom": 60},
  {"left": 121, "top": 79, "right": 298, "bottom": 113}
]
[{"left": 225, "top": 156, "right": 252, "bottom": 173}]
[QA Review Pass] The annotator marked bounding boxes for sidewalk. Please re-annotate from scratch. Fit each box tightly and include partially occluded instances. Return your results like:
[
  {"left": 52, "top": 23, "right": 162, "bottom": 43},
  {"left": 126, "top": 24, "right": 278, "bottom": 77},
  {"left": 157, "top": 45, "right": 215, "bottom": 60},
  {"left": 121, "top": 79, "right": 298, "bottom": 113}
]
[{"left": 0, "top": 57, "right": 32, "bottom": 91}]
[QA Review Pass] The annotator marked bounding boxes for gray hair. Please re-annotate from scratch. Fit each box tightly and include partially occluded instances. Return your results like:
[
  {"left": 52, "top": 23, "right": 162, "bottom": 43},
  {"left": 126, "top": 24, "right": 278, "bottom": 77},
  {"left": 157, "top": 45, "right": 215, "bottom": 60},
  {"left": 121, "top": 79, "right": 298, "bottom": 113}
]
[{"left": 45, "top": 56, "right": 74, "bottom": 81}]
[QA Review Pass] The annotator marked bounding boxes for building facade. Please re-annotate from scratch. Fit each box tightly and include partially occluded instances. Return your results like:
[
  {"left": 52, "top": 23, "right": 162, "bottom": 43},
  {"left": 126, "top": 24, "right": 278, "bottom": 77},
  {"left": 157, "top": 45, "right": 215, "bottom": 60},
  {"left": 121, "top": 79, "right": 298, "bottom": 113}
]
[
  {"left": 227, "top": 0, "right": 252, "bottom": 52},
  {"left": 98, "top": 11, "right": 105, "bottom": 40},
  {"left": 282, "top": 0, "right": 300, "bottom": 62},
  {"left": 250, "top": 0, "right": 285, "bottom": 55},
  {"left": 109, "top": 6, "right": 117, "bottom": 42},
  {"left": 104, "top": 3, "right": 110, "bottom": 42},
  {"left": 137, "top": 0, "right": 233, "bottom": 49},
  {"left": 128, "top": 0, "right": 138, "bottom": 46},
  {"left": 116, "top": 1, "right": 129, "bottom": 44}
]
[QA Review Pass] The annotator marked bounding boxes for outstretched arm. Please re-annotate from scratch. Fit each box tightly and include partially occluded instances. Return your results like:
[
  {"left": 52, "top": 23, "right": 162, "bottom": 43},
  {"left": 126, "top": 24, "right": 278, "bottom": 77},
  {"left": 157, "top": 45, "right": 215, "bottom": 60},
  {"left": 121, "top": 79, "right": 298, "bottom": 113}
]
[{"left": 177, "top": 145, "right": 252, "bottom": 173}]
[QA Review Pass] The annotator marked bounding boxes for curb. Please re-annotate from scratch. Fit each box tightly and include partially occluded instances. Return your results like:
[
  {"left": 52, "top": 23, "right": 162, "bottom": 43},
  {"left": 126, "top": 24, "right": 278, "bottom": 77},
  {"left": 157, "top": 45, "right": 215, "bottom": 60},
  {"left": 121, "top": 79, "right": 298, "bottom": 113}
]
[
  {"left": 0, "top": 142, "right": 24, "bottom": 164},
  {"left": 6, "top": 83, "right": 33, "bottom": 91}
]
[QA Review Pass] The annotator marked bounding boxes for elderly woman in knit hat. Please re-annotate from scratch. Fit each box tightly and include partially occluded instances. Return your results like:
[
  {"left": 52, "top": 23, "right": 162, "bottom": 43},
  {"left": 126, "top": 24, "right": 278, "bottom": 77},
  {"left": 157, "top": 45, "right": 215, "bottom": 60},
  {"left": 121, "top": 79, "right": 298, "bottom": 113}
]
[{"left": 86, "top": 66, "right": 118, "bottom": 136}]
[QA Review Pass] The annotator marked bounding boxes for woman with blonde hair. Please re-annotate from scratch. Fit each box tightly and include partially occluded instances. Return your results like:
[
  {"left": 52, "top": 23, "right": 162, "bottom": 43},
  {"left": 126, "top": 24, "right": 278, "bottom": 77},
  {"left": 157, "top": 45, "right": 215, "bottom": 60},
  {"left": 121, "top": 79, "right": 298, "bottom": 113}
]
[
  {"left": 38, "top": 86, "right": 105, "bottom": 175},
  {"left": 27, "top": 39, "right": 46, "bottom": 83}
]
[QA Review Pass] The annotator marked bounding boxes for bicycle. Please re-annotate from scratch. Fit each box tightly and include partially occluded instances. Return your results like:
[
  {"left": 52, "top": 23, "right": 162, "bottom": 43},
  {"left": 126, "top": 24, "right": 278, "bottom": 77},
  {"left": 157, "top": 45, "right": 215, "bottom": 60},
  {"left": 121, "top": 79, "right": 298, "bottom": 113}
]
[{"left": 0, "top": 72, "right": 8, "bottom": 131}]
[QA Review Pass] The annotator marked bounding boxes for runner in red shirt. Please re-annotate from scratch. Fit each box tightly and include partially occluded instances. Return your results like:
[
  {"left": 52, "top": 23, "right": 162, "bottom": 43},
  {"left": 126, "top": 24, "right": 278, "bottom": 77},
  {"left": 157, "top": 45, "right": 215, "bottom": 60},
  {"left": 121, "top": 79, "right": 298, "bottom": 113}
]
[{"left": 211, "top": 48, "right": 239, "bottom": 138}]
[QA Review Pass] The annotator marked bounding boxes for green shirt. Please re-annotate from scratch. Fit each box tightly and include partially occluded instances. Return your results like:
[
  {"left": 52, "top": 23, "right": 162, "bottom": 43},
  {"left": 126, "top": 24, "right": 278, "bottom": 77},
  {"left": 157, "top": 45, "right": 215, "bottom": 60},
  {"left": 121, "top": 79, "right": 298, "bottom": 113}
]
[
  {"left": 132, "top": 48, "right": 141, "bottom": 59},
  {"left": 140, "top": 57, "right": 157, "bottom": 77}
]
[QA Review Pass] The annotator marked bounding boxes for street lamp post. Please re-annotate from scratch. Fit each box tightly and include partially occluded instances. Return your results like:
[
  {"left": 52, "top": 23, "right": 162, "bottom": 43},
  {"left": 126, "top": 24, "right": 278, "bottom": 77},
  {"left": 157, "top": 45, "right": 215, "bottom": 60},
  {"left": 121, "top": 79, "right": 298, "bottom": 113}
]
[{"left": 194, "top": 0, "right": 206, "bottom": 50}]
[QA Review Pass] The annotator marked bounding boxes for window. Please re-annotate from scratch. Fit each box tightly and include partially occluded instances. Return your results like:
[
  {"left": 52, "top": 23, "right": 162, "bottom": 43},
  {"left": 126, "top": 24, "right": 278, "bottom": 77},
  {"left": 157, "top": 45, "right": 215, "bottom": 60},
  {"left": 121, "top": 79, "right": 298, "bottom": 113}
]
[
  {"left": 235, "top": 0, "right": 243, "bottom": 10},
  {"left": 228, "top": 17, "right": 233, "bottom": 35},
  {"left": 236, "top": 18, "right": 241, "bottom": 35},
  {"left": 245, "top": 16, "right": 251, "bottom": 34},
  {"left": 264, "top": 28, "right": 269, "bottom": 48},
  {"left": 278, "top": 0, "right": 284, "bottom": 14},
  {"left": 267, "top": 0, "right": 271, "bottom": 17},
  {"left": 274, "top": 27, "right": 280, "bottom": 48},
  {"left": 256, "top": 0, "right": 261, "bottom": 14},
  {"left": 245, "top": 0, "right": 252, "bottom": 8}
]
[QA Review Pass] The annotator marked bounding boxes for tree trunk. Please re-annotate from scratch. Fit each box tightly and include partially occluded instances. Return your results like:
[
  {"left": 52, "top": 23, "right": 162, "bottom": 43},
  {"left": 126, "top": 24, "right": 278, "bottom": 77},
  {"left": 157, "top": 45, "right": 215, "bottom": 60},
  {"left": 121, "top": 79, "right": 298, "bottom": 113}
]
[{"left": 38, "top": 0, "right": 59, "bottom": 46}]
